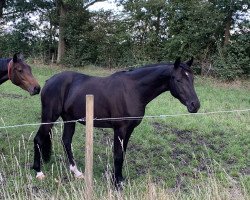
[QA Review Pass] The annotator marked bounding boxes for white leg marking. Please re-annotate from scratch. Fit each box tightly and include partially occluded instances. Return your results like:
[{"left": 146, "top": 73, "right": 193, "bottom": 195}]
[
  {"left": 36, "top": 171, "right": 45, "bottom": 180},
  {"left": 70, "top": 164, "right": 84, "bottom": 178}
]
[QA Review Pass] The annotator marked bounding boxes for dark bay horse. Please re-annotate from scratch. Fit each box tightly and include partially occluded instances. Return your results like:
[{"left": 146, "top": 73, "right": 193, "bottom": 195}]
[
  {"left": 33, "top": 57, "right": 200, "bottom": 186},
  {"left": 0, "top": 53, "right": 40, "bottom": 95}
]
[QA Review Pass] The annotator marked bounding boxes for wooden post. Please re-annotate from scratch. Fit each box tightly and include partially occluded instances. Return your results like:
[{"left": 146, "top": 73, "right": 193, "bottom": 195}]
[{"left": 85, "top": 95, "right": 94, "bottom": 200}]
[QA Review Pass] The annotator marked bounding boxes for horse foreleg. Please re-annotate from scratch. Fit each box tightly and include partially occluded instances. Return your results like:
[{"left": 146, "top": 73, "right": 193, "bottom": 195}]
[
  {"left": 33, "top": 124, "right": 53, "bottom": 179},
  {"left": 62, "top": 122, "right": 84, "bottom": 178},
  {"left": 33, "top": 136, "right": 45, "bottom": 179},
  {"left": 113, "top": 127, "right": 127, "bottom": 187},
  {"left": 113, "top": 126, "right": 135, "bottom": 188}
]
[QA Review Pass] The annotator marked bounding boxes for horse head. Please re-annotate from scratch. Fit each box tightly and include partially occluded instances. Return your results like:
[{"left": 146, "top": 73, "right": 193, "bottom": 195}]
[
  {"left": 8, "top": 53, "right": 40, "bottom": 95},
  {"left": 169, "top": 57, "right": 200, "bottom": 113}
]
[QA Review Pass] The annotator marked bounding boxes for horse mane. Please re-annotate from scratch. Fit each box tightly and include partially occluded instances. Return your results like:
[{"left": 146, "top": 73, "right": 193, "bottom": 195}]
[
  {"left": 126, "top": 63, "right": 171, "bottom": 72},
  {"left": 121, "top": 61, "right": 191, "bottom": 73},
  {"left": 111, "top": 61, "right": 192, "bottom": 78},
  {"left": 0, "top": 58, "right": 11, "bottom": 71}
]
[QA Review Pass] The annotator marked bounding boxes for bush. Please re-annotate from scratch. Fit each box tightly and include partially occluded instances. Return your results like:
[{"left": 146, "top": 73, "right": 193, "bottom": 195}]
[{"left": 212, "top": 34, "right": 250, "bottom": 80}]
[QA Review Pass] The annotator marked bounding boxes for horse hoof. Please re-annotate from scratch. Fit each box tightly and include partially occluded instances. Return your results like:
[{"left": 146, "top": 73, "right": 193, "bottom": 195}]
[
  {"left": 36, "top": 172, "right": 45, "bottom": 180},
  {"left": 114, "top": 177, "right": 125, "bottom": 190},
  {"left": 115, "top": 180, "right": 125, "bottom": 190},
  {"left": 36, "top": 174, "right": 45, "bottom": 180}
]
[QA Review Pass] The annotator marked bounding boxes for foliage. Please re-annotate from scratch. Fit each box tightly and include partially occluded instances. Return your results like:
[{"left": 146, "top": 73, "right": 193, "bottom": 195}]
[
  {"left": 213, "top": 31, "right": 250, "bottom": 80},
  {"left": 0, "top": 18, "right": 38, "bottom": 57},
  {"left": 119, "top": 0, "right": 169, "bottom": 62},
  {"left": 164, "top": 0, "right": 223, "bottom": 60},
  {"left": 0, "top": 0, "right": 57, "bottom": 61},
  {"left": 90, "top": 11, "right": 136, "bottom": 67},
  {"left": 0, "top": 0, "right": 249, "bottom": 79},
  {"left": 61, "top": 7, "right": 94, "bottom": 66}
]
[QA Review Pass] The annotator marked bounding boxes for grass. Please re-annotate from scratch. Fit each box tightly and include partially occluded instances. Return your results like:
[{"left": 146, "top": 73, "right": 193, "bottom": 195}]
[{"left": 0, "top": 63, "right": 249, "bottom": 199}]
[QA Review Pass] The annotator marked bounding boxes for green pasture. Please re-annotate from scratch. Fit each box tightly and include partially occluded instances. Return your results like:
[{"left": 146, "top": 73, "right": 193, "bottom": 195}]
[{"left": 0, "top": 64, "right": 249, "bottom": 199}]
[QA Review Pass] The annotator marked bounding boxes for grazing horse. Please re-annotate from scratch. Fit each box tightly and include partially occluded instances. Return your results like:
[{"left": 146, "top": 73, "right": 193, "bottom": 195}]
[
  {"left": 33, "top": 57, "right": 200, "bottom": 186},
  {"left": 0, "top": 53, "right": 40, "bottom": 95}
]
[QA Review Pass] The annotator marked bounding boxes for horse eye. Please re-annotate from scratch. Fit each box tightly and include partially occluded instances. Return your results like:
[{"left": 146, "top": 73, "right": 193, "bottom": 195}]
[
  {"left": 18, "top": 69, "right": 23, "bottom": 73},
  {"left": 176, "top": 80, "right": 182, "bottom": 83}
]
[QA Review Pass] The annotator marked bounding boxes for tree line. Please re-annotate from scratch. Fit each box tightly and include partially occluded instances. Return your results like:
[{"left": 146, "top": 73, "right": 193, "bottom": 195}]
[{"left": 0, "top": 0, "right": 249, "bottom": 80}]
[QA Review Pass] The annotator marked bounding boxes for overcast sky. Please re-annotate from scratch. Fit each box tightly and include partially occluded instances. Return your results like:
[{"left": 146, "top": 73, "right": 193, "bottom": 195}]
[{"left": 88, "top": 1, "right": 123, "bottom": 12}]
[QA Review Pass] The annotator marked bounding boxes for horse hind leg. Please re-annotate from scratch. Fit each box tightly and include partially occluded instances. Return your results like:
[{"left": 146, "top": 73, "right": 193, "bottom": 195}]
[
  {"left": 62, "top": 119, "right": 83, "bottom": 178},
  {"left": 33, "top": 106, "right": 61, "bottom": 179}
]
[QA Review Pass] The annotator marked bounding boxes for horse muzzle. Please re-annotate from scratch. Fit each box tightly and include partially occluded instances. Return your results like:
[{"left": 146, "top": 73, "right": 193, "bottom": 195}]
[
  {"left": 29, "top": 85, "right": 41, "bottom": 95},
  {"left": 186, "top": 100, "right": 200, "bottom": 113}
]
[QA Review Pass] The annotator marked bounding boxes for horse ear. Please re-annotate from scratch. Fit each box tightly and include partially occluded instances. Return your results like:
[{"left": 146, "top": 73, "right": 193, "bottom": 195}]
[
  {"left": 19, "top": 53, "right": 24, "bottom": 61},
  {"left": 13, "top": 53, "right": 18, "bottom": 63},
  {"left": 174, "top": 57, "right": 181, "bottom": 69},
  {"left": 186, "top": 57, "right": 194, "bottom": 67}
]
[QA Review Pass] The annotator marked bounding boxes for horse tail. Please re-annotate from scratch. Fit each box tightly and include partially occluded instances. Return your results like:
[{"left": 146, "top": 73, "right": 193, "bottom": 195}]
[{"left": 42, "top": 132, "right": 52, "bottom": 162}]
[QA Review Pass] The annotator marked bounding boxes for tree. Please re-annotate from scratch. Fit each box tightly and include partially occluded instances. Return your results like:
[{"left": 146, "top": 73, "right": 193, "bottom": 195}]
[
  {"left": 56, "top": 0, "right": 66, "bottom": 63},
  {"left": 166, "top": 0, "right": 224, "bottom": 59},
  {"left": 117, "top": 0, "right": 169, "bottom": 62},
  {"left": 0, "top": 0, "right": 6, "bottom": 18},
  {"left": 0, "top": 0, "right": 57, "bottom": 60},
  {"left": 0, "top": 0, "right": 249, "bottom": 79},
  {"left": 89, "top": 10, "right": 132, "bottom": 67},
  {"left": 209, "top": 0, "right": 249, "bottom": 46},
  {"left": 56, "top": 0, "right": 105, "bottom": 63},
  {"left": 1, "top": 0, "right": 106, "bottom": 63}
]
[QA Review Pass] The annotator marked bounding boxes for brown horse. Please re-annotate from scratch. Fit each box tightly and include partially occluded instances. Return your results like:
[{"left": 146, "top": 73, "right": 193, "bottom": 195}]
[
  {"left": 33, "top": 57, "right": 200, "bottom": 187},
  {"left": 0, "top": 53, "right": 40, "bottom": 95}
]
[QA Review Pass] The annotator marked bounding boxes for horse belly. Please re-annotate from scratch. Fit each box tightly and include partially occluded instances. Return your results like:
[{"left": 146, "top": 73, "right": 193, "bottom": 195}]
[
  {"left": 64, "top": 90, "right": 114, "bottom": 128},
  {"left": 77, "top": 120, "right": 113, "bottom": 128}
]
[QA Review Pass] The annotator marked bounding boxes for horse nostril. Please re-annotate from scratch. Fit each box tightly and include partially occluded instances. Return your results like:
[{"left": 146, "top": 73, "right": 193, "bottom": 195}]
[
  {"left": 191, "top": 101, "right": 195, "bottom": 107},
  {"left": 34, "top": 86, "right": 41, "bottom": 94},
  {"left": 190, "top": 100, "right": 200, "bottom": 111}
]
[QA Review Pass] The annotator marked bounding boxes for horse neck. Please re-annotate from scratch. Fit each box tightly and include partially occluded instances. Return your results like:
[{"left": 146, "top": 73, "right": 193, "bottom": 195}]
[
  {"left": 0, "top": 58, "right": 11, "bottom": 84},
  {"left": 132, "top": 64, "right": 173, "bottom": 105}
]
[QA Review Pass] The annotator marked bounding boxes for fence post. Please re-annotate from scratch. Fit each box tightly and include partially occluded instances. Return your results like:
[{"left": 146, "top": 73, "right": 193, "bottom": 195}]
[{"left": 85, "top": 95, "right": 94, "bottom": 200}]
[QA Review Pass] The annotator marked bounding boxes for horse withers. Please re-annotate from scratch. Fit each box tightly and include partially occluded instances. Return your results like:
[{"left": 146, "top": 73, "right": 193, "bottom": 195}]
[
  {"left": 33, "top": 57, "right": 200, "bottom": 187},
  {"left": 0, "top": 53, "right": 40, "bottom": 95}
]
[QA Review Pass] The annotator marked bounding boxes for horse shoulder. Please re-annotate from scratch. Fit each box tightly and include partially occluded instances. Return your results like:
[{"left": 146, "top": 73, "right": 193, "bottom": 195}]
[{"left": 109, "top": 75, "right": 145, "bottom": 116}]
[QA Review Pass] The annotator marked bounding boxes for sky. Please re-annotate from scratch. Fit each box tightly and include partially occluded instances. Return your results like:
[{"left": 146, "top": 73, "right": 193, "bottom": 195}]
[
  {"left": 3, "top": 1, "right": 122, "bottom": 33},
  {"left": 88, "top": 0, "right": 123, "bottom": 12}
]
